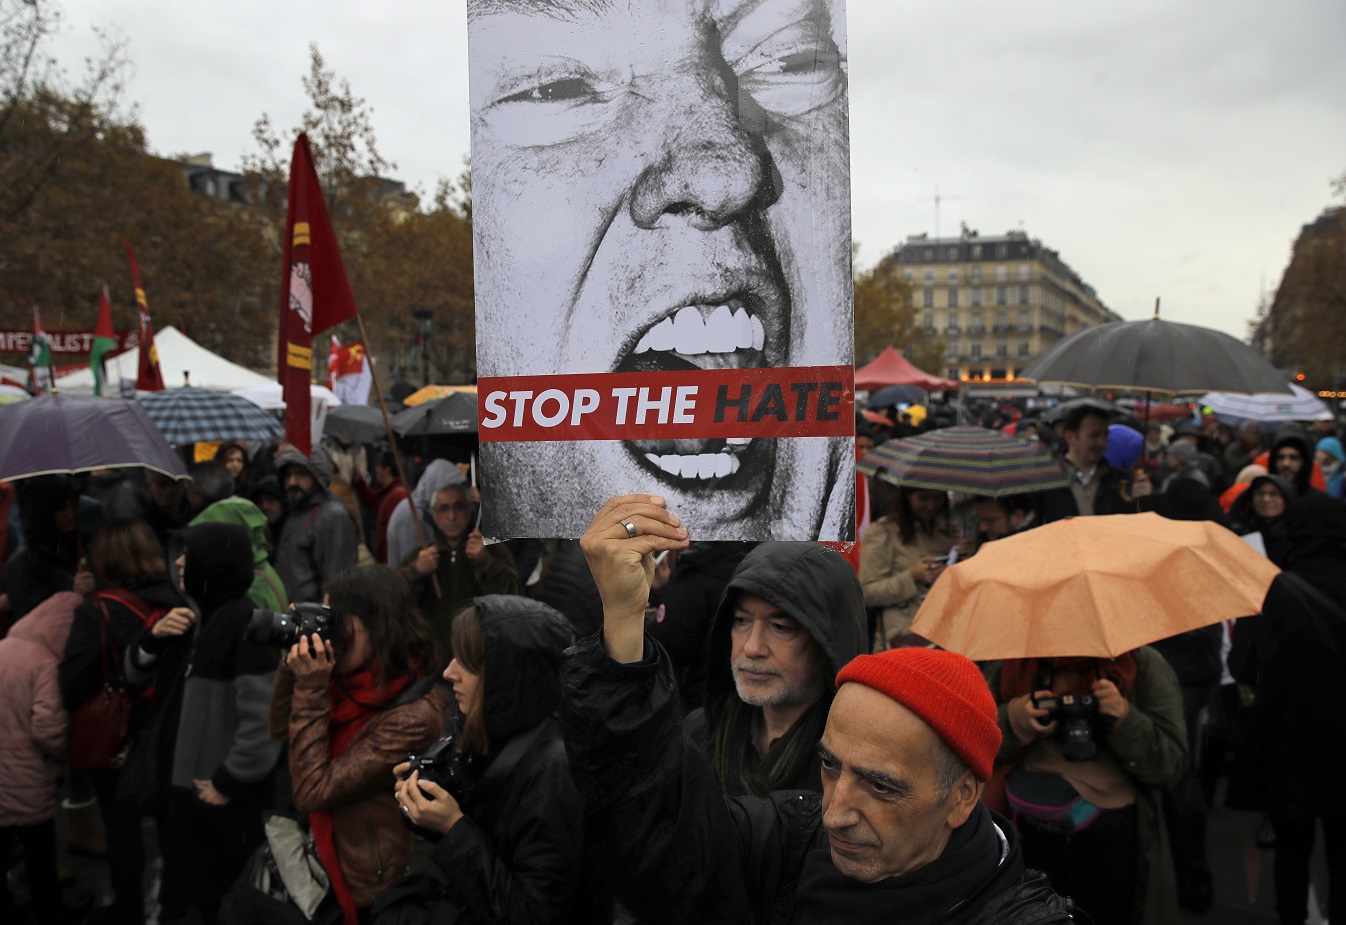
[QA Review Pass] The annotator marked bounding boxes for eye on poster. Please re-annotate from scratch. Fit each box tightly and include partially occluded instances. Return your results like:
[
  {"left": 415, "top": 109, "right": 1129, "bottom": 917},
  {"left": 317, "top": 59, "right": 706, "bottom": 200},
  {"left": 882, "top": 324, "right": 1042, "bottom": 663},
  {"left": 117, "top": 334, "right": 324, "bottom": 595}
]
[{"left": 468, "top": 0, "right": 854, "bottom": 540}]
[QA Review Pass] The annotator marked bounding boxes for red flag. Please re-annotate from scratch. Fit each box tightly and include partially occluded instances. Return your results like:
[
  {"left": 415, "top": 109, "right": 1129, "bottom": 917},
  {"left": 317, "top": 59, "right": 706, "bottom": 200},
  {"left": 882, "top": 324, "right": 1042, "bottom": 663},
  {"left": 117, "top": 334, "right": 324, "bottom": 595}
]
[
  {"left": 126, "top": 240, "right": 165, "bottom": 391},
  {"left": 278, "top": 133, "right": 359, "bottom": 454},
  {"left": 331, "top": 341, "right": 366, "bottom": 380}
]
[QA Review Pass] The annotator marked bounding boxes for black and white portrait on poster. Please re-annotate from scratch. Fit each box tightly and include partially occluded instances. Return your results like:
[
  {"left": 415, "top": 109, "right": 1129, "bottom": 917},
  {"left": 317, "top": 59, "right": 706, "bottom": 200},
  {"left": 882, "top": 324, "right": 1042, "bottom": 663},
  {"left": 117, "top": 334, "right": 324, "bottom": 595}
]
[{"left": 468, "top": 0, "right": 854, "bottom": 540}]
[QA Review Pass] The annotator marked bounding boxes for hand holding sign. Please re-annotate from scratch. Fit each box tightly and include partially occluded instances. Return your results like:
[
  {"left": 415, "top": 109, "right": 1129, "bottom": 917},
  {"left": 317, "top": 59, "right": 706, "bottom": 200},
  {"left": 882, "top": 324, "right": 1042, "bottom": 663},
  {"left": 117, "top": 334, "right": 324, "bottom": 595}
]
[{"left": 580, "top": 495, "right": 689, "bottom": 664}]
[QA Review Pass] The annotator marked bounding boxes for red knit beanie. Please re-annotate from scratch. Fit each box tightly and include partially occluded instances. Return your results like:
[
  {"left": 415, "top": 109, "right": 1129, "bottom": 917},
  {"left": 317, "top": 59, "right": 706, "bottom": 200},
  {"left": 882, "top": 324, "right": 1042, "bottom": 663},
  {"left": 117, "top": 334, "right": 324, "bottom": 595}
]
[{"left": 835, "top": 648, "right": 1001, "bottom": 782}]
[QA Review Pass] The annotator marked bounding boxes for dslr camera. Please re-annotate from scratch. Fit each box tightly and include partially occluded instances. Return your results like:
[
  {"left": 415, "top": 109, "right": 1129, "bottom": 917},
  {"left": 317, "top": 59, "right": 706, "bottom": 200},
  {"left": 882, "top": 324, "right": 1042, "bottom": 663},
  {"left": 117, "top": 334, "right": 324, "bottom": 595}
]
[
  {"left": 404, "top": 735, "right": 476, "bottom": 806},
  {"left": 245, "top": 602, "right": 335, "bottom": 649},
  {"left": 1032, "top": 691, "right": 1112, "bottom": 762}
]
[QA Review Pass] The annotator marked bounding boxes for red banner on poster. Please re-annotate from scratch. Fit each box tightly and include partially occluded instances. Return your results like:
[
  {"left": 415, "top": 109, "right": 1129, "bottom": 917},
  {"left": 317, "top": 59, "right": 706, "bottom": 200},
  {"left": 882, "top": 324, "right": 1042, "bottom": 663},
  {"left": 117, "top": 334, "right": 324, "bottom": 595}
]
[
  {"left": 0, "top": 329, "right": 133, "bottom": 355},
  {"left": 478, "top": 366, "right": 854, "bottom": 443}
]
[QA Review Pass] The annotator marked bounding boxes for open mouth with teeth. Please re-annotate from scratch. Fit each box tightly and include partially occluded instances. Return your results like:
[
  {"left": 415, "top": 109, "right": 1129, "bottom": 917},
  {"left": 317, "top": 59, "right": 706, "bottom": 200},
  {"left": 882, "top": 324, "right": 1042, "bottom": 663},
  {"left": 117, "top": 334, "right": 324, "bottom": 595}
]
[{"left": 614, "top": 297, "right": 776, "bottom": 488}]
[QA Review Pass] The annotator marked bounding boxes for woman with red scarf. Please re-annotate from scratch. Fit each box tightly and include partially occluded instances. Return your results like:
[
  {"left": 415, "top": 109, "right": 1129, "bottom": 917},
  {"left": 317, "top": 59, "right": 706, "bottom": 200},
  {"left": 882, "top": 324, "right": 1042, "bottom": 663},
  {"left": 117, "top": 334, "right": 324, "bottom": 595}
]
[
  {"left": 269, "top": 566, "right": 448, "bottom": 925},
  {"left": 984, "top": 650, "right": 1187, "bottom": 925}
]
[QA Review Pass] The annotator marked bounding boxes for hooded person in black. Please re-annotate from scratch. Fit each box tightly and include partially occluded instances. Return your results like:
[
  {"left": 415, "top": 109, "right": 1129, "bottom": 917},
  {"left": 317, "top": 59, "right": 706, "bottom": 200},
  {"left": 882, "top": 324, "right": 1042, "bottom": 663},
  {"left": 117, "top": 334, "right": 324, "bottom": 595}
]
[
  {"left": 685, "top": 543, "right": 867, "bottom": 797},
  {"left": 396, "top": 595, "right": 599, "bottom": 923},
  {"left": 125, "top": 522, "right": 283, "bottom": 924},
  {"left": 1228, "top": 494, "right": 1346, "bottom": 925},
  {"left": 1268, "top": 429, "right": 1317, "bottom": 498}
]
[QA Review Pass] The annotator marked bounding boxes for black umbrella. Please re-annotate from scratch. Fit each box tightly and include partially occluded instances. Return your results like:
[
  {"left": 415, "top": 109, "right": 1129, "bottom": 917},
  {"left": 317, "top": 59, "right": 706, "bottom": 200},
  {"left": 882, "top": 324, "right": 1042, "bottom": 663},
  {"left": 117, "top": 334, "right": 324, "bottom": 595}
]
[
  {"left": 1019, "top": 317, "right": 1291, "bottom": 396},
  {"left": 866, "top": 384, "right": 926, "bottom": 409},
  {"left": 324, "top": 405, "right": 389, "bottom": 443},
  {"left": 391, "top": 393, "right": 478, "bottom": 437}
]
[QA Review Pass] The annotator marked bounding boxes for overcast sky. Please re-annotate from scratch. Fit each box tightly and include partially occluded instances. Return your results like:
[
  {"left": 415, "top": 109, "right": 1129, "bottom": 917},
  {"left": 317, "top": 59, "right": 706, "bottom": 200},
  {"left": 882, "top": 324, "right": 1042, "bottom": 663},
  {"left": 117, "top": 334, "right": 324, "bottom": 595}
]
[{"left": 53, "top": 0, "right": 1346, "bottom": 339}]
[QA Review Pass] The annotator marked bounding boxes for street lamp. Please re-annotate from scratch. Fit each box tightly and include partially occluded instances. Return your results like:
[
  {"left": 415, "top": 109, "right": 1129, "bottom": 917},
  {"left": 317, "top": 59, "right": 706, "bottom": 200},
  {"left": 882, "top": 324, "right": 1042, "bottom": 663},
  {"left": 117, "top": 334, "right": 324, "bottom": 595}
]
[{"left": 412, "top": 306, "right": 434, "bottom": 387}]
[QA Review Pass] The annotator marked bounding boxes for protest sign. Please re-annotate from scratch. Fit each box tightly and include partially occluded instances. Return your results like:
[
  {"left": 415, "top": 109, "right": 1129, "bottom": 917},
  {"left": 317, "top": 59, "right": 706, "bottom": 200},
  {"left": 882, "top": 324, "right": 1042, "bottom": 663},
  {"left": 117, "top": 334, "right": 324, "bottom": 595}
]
[{"left": 468, "top": 0, "right": 854, "bottom": 540}]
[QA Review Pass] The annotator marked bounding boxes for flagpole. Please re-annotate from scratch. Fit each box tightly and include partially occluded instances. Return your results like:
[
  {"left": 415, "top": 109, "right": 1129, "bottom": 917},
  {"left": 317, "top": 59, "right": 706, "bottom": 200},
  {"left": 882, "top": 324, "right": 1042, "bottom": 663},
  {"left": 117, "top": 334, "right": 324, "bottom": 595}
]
[{"left": 354, "top": 314, "right": 440, "bottom": 599}]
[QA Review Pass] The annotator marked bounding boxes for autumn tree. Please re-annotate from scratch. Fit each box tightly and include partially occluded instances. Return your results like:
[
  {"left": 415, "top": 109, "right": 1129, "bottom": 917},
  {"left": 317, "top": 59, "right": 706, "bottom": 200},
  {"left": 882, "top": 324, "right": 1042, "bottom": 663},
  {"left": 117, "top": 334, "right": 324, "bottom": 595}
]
[
  {"left": 0, "top": 1, "right": 276, "bottom": 365},
  {"left": 1, "top": 0, "right": 128, "bottom": 222},
  {"left": 1257, "top": 206, "right": 1346, "bottom": 388},
  {"left": 853, "top": 256, "right": 944, "bottom": 374}
]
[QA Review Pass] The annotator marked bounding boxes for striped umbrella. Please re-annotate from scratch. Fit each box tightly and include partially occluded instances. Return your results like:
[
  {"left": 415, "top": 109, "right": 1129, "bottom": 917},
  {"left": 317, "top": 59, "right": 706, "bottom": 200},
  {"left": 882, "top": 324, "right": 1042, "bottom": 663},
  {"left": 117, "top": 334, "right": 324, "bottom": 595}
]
[
  {"left": 139, "top": 387, "right": 283, "bottom": 444},
  {"left": 857, "top": 426, "right": 1069, "bottom": 497}
]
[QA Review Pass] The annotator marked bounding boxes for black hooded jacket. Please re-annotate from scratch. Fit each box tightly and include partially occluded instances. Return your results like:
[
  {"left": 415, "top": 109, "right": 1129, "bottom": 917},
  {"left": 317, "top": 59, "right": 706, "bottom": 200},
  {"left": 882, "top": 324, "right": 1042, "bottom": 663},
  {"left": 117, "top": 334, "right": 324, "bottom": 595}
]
[
  {"left": 428, "top": 595, "right": 593, "bottom": 924},
  {"left": 685, "top": 543, "right": 867, "bottom": 796},
  {"left": 1228, "top": 494, "right": 1346, "bottom": 817},
  {"left": 126, "top": 522, "right": 282, "bottom": 798}
]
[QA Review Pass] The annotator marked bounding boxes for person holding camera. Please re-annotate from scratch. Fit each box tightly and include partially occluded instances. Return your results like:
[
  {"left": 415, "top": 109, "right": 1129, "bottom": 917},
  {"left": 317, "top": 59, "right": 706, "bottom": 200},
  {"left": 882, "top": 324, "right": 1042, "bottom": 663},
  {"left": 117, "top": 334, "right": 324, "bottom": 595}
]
[
  {"left": 393, "top": 595, "right": 592, "bottom": 923},
  {"left": 986, "top": 651, "right": 1187, "bottom": 925},
  {"left": 268, "top": 566, "right": 448, "bottom": 925}
]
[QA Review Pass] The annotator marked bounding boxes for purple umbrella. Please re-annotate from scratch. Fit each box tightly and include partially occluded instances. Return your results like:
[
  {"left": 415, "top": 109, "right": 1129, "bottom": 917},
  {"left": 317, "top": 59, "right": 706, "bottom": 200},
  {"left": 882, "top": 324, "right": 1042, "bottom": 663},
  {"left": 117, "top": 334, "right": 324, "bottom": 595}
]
[{"left": 0, "top": 393, "right": 188, "bottom": 482}]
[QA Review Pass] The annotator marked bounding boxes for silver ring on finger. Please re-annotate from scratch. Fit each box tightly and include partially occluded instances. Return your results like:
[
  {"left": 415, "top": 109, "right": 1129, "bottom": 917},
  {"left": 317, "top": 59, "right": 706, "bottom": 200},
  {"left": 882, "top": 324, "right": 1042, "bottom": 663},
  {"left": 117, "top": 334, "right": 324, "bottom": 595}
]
[
  {"left": 620, "top": 518, "right": 638, "bottom": 539},
  {"left": 400, "top": 802, "right": 410, "bottom": 816}
]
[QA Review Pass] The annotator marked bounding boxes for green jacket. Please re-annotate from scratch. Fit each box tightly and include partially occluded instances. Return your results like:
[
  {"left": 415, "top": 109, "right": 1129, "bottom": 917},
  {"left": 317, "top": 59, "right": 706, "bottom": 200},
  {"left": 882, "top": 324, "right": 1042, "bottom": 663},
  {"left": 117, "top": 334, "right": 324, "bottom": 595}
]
[
  {"left": 986, "top": 646, "right": 1187, "bottom": 925},
  {"left": 191, "top": 497, "right": 288, "bottom": 615}
]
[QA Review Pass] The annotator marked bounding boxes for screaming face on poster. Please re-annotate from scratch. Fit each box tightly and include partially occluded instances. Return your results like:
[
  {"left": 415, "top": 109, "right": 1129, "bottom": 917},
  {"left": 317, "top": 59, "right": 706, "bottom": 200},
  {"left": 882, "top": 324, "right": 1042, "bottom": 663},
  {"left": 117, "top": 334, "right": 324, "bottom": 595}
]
[{"left": 469, "top": 0, "right": 854, "bottom": 540}]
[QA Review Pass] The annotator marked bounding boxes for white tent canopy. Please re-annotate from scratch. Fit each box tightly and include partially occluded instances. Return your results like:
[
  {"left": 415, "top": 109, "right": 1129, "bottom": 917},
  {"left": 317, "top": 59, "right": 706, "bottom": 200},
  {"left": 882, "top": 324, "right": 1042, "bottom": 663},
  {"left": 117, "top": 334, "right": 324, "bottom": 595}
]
[{"left": 55, "top": 326, "right": 273, "bottom": 394}]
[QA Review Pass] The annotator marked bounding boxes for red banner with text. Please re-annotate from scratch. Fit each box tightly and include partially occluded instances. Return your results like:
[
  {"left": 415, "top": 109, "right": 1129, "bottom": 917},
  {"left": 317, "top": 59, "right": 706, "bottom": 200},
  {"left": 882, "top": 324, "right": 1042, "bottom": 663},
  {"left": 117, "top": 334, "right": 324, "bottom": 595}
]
[{"left": 478, "top": 366, "right": 854, "bottom": 443}]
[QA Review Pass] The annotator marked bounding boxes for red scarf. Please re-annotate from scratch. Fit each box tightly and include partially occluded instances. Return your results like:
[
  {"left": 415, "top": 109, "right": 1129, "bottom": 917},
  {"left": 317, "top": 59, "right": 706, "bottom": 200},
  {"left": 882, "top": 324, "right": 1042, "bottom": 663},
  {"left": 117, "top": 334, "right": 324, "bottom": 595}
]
[
  {"left": 999, "top": 654, "right": 1138, "bottom": 702},
  {"left": 310, "top": 668, "right": 412, "bottom": 925}
]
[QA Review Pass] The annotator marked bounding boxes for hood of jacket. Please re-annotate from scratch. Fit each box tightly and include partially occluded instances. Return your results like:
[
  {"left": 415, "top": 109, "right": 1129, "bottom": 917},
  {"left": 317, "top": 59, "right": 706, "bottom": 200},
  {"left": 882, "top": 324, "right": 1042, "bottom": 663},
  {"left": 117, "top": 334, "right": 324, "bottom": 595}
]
[
  {"left": 1270, "top": 429, "right": 1314, "bottom": 495},
  {"left": 475, "top": 594, "right": 575, "bottom": 741},
  {"left": 7, "top": 590, "right": 82, "bottom": 658},
  {"left": 175, "top": 522, "right": 256, "bottom": 617},
  {"left": 1317, "top": 436, "right": 1345, "bottom": 465},
  {"left": 702, "top": 543, "right": 867, "bottom": 723},
  {"left": 412, "top": 459, "right": 466, "bottom": 510},
  {"left": 191, "top": 496, "right": 273, "bottom": 568},
  {"left": 274, "top": 447, "right": 334, "bottom": 492},
  {"left": 1280, "top": 491, "right": 1346, "bottom": 599}
]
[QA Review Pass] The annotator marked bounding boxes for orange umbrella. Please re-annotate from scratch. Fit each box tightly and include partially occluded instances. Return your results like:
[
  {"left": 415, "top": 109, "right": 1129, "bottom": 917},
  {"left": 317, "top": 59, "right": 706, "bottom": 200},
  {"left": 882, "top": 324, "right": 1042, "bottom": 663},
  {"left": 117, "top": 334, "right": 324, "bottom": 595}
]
[
  {"left": 911, "top": 512, "right": 1279, "bottom": 660},
  {"left": 402, "top": 383, "right": 478, "bottom": 407}
]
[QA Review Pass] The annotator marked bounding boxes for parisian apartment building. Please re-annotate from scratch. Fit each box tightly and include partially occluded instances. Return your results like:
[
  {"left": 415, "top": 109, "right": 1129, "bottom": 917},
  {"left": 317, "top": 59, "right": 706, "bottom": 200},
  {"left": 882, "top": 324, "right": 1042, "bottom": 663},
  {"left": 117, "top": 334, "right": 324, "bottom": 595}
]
[{"left": 886, "top": 229, "right": 1120, "bottom": 390}]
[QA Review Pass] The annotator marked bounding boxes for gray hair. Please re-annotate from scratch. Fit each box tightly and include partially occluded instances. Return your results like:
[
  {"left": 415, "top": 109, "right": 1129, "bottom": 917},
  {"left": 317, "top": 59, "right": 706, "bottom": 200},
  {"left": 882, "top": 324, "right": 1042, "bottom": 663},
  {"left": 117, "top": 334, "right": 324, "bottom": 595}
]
[{"left": 930, "top": 736, "right": 972, "bottom": 801}]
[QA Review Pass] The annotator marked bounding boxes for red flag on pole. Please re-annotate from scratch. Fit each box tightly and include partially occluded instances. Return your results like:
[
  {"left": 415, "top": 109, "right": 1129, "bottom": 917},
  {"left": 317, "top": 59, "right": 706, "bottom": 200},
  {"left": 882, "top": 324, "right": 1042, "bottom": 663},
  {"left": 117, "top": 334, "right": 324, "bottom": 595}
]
[
  {"left": 126, "top": 240, "right": 165, "bottom": 392},
  {"left": 278, "top": 133, "right": 359, "bottom": 454}
]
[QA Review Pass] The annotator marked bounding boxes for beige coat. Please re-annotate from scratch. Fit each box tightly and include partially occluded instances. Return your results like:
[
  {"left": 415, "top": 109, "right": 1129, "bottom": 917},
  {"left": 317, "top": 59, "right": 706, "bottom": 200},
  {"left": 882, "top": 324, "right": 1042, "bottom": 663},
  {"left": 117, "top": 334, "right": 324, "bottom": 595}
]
[{"left": 859, "top": 516, "right": 956, "bottom": 648}]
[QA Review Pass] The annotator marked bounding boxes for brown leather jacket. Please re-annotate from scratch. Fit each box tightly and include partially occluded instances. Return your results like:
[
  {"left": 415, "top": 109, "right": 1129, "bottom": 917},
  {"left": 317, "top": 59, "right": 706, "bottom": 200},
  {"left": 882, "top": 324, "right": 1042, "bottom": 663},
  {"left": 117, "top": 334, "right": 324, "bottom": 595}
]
[{"left": 269, "top": 669, "right": 448, "bottom": 908}]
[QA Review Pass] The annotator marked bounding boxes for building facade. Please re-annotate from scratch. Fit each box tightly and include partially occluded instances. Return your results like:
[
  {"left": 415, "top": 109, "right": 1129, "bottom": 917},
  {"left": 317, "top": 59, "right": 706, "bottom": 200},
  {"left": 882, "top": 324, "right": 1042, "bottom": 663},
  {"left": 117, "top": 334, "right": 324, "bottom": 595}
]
[{"left": 886, "top": 229, "right": 1120, "bottom": 386}]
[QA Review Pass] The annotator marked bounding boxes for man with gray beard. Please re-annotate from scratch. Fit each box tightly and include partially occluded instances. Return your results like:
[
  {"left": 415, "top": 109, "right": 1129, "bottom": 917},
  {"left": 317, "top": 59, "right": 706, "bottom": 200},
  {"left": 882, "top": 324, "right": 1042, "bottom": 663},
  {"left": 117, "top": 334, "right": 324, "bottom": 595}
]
[{"left": 685, "top": 543, "right": 867, "bottom": 796}]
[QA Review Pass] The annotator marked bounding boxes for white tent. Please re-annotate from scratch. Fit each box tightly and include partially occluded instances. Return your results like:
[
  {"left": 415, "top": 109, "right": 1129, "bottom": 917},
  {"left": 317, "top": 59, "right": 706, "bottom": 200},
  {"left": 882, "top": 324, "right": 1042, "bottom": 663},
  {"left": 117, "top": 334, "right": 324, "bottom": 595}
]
[{"left": 55, "top": 327, "right": 272, "bottom": 394}]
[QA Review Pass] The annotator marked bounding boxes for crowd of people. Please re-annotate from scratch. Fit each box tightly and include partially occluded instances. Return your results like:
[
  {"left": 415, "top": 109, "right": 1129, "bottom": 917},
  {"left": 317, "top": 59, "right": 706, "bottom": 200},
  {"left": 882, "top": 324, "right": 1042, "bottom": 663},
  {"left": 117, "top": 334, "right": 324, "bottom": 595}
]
[{"left": 0, "top": 397, "right": 1341, "bottom": 925}]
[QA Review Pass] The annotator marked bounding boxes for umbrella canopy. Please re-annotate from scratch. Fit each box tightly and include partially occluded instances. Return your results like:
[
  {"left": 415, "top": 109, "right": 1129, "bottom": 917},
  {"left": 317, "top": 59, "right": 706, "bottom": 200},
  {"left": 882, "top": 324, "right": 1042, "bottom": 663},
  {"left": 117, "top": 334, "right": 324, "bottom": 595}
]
[
  {"left": 1019, "top": 318, "right": 1291, "bottom": 395},
  {"left": 1199, "top": 382, "right": 1332, "bottom": 426},
  {"left": 857, "top": 426, "right": 1069, "bottom": 497},
  {"left": 391, "top": 392, "right": 478, "bottom": 437},
  {"left": 402, "top": 383, "right": 478, "bottom": 408},
  {"left": 138, "top": 387, "right": 283, "bottom": 444},
  {"left": 856, "top": 346, "right": 959, "bottom": 391},
  {"left": 0, "top": 393, "right": 188, "bottom": 481},
  {"left": 866, "top": 383, "right": 926, "bottom": 408},
  {"left": 912, "top": 513, "right": 1279, "bottom": 660},
  {"left": 323, "top": 405, "right": 390, "bottom": 443}
]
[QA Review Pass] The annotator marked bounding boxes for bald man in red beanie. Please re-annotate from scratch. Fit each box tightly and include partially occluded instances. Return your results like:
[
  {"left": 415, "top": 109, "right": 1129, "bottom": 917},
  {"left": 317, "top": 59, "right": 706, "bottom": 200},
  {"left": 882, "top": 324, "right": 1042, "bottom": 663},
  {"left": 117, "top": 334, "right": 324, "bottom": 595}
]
[{"left": 563, "top": 495, "right": 1076, "bottom": 925}]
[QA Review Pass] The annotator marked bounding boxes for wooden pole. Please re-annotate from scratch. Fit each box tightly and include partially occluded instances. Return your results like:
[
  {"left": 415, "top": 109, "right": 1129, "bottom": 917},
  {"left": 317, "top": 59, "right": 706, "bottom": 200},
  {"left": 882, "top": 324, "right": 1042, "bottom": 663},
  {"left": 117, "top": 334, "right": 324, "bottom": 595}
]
[{"left": 354, "top": 314, "right": 440, "bottom": 598}]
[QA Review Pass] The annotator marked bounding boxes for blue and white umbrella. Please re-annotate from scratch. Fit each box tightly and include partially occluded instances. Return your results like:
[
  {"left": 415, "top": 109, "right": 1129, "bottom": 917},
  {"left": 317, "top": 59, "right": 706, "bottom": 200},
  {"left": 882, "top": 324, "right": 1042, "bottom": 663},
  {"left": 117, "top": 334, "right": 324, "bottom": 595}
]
[{"left": 138, "top": 387, "right": 283, "bottom": 444}]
